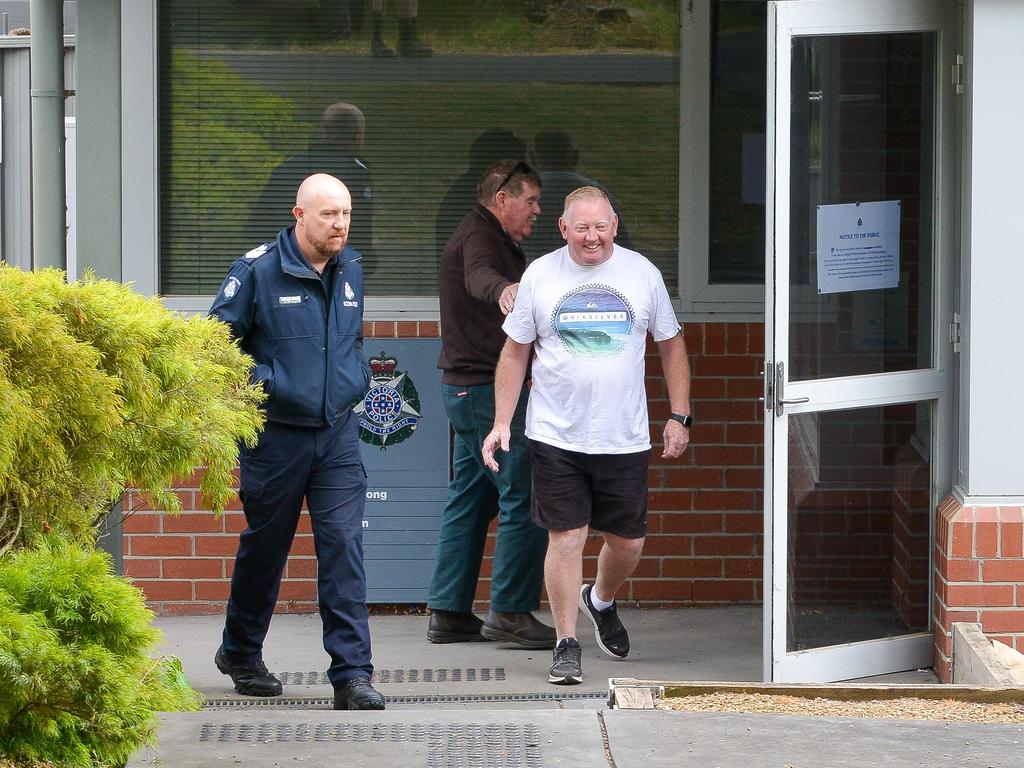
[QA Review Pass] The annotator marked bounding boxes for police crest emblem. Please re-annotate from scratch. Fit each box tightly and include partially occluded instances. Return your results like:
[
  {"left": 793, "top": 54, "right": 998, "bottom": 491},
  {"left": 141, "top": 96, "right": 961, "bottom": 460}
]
[
  {"left": 355, "top": 352, "right": 422, "bottom": 449},
  {"left": 222, "top": 275, "right": 241, "bottom": 300}
]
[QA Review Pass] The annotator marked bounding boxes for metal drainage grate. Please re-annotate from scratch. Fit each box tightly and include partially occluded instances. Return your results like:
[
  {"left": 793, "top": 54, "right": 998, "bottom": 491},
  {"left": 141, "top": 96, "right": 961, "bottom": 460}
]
[
  {"left": 198, "top": 722, "right": 543, "bottom": 767},
  {"left": 203, "top": 690, "right": 608, "bottom": 708},
  {"left": 275, "top": 667, "right": 507, "bottom": 686}
]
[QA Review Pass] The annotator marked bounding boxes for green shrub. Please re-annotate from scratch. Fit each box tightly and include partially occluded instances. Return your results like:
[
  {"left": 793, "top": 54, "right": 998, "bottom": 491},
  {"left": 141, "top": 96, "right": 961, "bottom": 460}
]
[
  {"left": 0, "top": 542, "right": 201, "bottom": 767},
  {"left": 0, "top": 264, "right": 266, "bottom": 550}
]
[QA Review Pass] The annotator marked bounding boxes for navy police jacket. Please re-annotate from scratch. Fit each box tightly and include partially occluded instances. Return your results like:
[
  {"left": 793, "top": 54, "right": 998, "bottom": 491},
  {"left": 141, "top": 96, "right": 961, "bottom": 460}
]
[{"left": 210, "top": 226, "right": 371, "bottom": 427}]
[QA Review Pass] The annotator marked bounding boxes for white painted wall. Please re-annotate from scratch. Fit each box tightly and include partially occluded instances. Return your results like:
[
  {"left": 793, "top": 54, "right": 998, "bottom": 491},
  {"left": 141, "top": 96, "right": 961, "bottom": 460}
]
[{"left": 961, "top": 0, "right": 1024, "bottom": 496}]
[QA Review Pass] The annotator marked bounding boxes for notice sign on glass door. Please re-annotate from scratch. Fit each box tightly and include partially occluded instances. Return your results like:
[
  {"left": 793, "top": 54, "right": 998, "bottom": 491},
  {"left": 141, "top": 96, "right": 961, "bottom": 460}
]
[{"left": 815, "top": 200, "right": 900, "bottom": 294}]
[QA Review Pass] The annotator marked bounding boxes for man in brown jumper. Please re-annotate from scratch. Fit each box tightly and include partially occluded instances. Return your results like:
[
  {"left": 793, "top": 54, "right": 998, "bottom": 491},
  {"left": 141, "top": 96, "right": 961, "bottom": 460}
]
[{"left": 426, "top": 160, "right": 555, "bottom": 649}]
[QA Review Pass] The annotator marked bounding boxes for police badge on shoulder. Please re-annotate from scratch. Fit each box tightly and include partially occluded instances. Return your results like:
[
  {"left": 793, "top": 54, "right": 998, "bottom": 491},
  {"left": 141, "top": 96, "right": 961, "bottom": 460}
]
[{"left": 222, "top": 275, "right": 242, "bottom": 300}]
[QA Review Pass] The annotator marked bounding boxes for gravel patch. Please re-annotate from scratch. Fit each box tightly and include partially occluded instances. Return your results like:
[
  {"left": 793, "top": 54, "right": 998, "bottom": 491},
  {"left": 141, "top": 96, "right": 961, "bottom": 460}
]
[{"left": 658, "top": 692, "right": 1024, "bottom": 724}]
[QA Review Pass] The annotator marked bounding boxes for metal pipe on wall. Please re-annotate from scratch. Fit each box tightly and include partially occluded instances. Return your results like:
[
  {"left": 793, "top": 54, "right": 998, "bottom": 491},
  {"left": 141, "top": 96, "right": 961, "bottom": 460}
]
[{"left": 29, "top": 0, "right": 67, "bottom": 271}]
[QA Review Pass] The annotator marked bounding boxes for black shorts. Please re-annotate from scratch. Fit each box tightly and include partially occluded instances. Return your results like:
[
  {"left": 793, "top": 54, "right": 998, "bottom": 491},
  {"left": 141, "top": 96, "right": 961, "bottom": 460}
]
[{"left": 529, "top": 439, "right": 651, "bottom": 539}]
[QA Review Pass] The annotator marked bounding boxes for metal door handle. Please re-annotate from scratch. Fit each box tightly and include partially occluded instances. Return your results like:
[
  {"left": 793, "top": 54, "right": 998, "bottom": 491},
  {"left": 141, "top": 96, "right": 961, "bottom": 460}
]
[
  {"left": 778, "top": 396, "right": 810, "bottom": 407},
  {"left": 774, "top": 362, "right": 809, "bottom": 415}
]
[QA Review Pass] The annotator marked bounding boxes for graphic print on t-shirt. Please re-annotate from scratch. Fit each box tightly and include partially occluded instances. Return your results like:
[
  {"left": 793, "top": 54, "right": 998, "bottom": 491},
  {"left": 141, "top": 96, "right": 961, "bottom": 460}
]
[{"left": 551, "top": 283, "right": 635, "bottom": 359}]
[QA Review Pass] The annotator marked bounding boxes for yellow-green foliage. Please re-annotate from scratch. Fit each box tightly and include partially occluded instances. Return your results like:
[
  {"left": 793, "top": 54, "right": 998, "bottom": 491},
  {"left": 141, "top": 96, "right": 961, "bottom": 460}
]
[
  {"left": 0, "top": 264, "right": 265, "bottom": 549},
  {"left": 0, "top": 542, "right": 201, "bottom": 767}
]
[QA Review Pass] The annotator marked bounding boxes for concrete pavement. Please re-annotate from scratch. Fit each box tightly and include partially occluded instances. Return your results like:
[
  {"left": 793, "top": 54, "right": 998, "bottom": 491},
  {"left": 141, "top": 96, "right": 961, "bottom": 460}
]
[{"left": 127, "top": 608, "right": 1024, "bottom": 768}]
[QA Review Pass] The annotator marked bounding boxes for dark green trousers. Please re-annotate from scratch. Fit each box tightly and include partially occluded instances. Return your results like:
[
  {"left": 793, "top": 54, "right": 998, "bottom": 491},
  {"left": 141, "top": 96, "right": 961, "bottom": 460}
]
[{"left": 427, "top": 382, "right": 547, "bottom": 612}]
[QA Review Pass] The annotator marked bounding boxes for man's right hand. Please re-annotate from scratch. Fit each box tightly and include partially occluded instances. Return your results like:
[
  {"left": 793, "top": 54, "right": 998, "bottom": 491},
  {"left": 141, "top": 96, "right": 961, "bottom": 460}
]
[
  {"left": 482, "top": 427, "right": 511, "bottom": 472},
  {"left": 498, "top": 283, "right": 519, "bottom": 315}
]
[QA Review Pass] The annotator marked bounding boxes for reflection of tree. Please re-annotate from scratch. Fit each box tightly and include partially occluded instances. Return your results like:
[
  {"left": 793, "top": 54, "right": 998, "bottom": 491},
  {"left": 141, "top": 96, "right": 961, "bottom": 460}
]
[
  {"left": 162, "top": 72, "right": 679, "bottom": 294},
  {"left": 162, "top": 51, "right": 311, "bottom": 292}
]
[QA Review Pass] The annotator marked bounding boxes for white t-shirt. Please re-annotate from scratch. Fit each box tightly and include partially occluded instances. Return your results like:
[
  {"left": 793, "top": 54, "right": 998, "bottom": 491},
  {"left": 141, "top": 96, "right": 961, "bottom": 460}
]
[{"left": 502, "top": 245, "right": 680, "bottom": 454}]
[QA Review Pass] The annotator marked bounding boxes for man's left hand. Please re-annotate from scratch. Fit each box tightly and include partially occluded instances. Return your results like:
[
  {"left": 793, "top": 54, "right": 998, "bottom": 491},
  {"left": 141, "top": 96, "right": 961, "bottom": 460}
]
[
  {"left": 662, "top": 419, "right": 690, "bottom": 459},
  {"left": 498, "top": 283, "right": 519, "bottom": 315}
]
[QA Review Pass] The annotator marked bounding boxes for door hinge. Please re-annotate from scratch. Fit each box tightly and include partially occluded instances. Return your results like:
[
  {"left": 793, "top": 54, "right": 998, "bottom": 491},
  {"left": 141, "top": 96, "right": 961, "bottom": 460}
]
[
  {"left": 949, "top": 312, "right": 962, "bottom": 352},
  {"left": 952, "top": 53, "right": 965, "bottom": 95}
]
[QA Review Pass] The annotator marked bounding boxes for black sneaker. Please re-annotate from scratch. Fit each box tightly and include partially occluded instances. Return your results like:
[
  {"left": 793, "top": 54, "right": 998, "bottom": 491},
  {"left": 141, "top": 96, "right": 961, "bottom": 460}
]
[
  {"left": 548, "top": 637, "right": 583, "bottom": 685},
  {"left": 579, "top": 584, "right": 629, "bottom": 659},
  {"left": 333, "top": 676, "right": 386, "bottom": 710},
  {"left": 214, "top": 645, "right": 283, "bottom": 697}
]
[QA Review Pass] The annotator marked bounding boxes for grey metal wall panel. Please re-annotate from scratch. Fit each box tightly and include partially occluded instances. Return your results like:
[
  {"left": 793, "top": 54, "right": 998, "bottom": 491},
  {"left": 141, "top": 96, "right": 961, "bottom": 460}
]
[
  {"left": 364, "top": 530, "right": 441, "bottom": 546},
  {"left": 363, "top": 515, "right": 443, "bottom": 532},
  {"left": 357, "top": 338, "right": 450, "bottom": 603},
  {"left": 364, "top": 486, "right": 449, "bottom": 504},
  {"left": 74, "top": 2, "right": 122, "bottom": 281},
  {"left": 365, "top": 561, "right": 437, "bottom": 591},
  {"left": 365, "top": 469, "right": 451, "bottom": 490},
  {"left": 1, "top": 47, "right": 31, "bottom": 268}
]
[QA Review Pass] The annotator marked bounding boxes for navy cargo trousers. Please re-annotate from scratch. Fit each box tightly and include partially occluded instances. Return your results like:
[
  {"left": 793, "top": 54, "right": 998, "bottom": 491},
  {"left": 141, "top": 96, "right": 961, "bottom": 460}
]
[{"left": 221, "top": 411, "right": 372, "bottom": 688}]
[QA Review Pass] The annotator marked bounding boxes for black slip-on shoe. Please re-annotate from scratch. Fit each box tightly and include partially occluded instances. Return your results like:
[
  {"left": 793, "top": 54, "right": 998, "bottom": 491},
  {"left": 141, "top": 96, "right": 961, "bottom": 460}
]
[
  {"left": 333, "top": 676, "right": 386, "bottom": 710},
  {"left": 481, "top": 610, "right": 556, "bottom": 649},
  {"left": 215, "top": 645, "right": 283, "bottom": 697},
  {"left": 427, "top": 609, "right": 488, "bottom": 644},
  {"left": 579, "top": 584, "right": 630, "bottom": 659}
]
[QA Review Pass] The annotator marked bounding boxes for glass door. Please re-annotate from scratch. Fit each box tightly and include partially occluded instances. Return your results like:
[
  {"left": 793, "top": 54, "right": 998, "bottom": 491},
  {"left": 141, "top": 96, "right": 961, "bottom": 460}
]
[{"left": 764, "top": 0, "right": 957, "bottom": 682}]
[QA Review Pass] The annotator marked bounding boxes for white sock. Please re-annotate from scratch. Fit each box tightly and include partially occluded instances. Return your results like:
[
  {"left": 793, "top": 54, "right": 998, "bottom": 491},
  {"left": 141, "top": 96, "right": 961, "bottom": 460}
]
[{"left": 590, "top": 587, "right": 615, "bottom": 612}]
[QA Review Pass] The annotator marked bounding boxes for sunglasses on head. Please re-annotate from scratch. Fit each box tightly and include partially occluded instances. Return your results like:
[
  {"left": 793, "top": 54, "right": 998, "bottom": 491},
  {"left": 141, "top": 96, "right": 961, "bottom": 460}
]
[{"left": 496, "top": 161, "right": 534, "bottom": 194}]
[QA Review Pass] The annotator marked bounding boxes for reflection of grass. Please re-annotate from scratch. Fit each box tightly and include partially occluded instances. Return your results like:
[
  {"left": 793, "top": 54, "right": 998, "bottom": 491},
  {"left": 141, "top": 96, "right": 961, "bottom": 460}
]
[
  {"left": 291, "top": 80, "right": 679, "bottom": 293},
  {"left": 166, "top": 75, "right": 679, "bottom": 295},
  {"left": 162, "top": 51, "right": 309, "bottom": 292},
  {"left": 161, "top": 2, "right": 681, "bottom": 295}
]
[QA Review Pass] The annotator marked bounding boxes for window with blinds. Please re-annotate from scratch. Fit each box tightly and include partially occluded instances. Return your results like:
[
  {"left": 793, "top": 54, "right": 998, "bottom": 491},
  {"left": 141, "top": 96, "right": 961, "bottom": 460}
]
[{"left": 159, "top": 0, "right": 681, "bottom": 297}]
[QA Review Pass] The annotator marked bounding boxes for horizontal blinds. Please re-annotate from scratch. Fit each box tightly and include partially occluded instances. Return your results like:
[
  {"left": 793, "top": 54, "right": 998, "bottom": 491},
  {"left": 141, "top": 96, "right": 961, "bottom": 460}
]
[{"left": 159, "top": 1, "right": 681, "bottom": 296}]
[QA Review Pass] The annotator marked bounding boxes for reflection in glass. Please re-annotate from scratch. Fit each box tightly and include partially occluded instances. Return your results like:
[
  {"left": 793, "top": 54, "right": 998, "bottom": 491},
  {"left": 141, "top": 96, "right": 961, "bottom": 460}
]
[
  {"left": 786, "top": 403, "right": 931, "bottom": 653},
  {"left": 158, "top": 1, "right": 680, "bottom": 296},
  {"left": 788, "top": 34, "right": 936, "bottom": 380},
  {"left": 708, "top": 0, "right": 767, "bottom": 284},
  {"left": 524, "top": 128, "right": 634, "bottom": 260}
]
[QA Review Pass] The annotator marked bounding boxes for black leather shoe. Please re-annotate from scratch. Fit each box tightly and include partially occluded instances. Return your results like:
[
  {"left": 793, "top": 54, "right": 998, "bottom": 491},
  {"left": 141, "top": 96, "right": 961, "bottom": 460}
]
[
  {"left": 215, "top": 645, "right": 282, "bottom": 697},
  {"left": 480, "top": 611, "right": 556, "bottom": 649},
  {"left": 427, "top": 610, "right": 488, "bottom": 644},
  {"left": 333, "top": 676, "right": 386, "bottom": 710}
]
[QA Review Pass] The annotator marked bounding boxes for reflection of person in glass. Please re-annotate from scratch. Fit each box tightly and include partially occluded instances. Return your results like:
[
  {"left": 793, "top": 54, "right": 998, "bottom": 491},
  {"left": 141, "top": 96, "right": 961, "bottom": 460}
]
[
  {"left": 523, "top": 128, "right": 632, "bottom": 259},
  {"left": 248, "top": 102, "right": 376, "bottom": 277},
  {"left": 428, "top": 160, "right": 555, "bottom": 650},
  {"left": 435, "top": 129, "right": 527, "bottom": 258},
  {"left": 370, "top": 0, "right": 431, "bottom": 57}
]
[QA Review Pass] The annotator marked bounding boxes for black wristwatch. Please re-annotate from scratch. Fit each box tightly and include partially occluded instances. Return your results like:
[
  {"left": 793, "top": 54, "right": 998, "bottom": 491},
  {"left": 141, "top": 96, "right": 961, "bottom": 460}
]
[{"left": 669, "top": 413, "right": 694, "bottom": 428}]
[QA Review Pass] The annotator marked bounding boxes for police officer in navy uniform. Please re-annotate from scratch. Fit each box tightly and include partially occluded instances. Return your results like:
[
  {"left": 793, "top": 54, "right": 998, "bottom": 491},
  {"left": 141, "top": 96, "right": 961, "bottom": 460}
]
[{"left": 210, "top": 173, "right": 384, "bottom": 710}]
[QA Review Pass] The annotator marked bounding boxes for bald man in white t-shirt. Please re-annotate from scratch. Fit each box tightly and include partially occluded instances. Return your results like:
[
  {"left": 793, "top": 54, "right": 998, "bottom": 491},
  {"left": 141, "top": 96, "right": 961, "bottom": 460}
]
[{"left": 482, "top": 186, "right": 693, "bottom": 686}]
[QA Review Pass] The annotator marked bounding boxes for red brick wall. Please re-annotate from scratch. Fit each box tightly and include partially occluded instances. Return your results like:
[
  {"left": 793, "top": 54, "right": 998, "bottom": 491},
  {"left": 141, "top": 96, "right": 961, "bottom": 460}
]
[
  {"left": 891, "top": 441, "right": 930, "bottom": 629},
  {"left": 933, "top": 495, "right": 1024, "bottom": 681},
  {"left": 786, "top": 404, "right": 926, "bottom": 610},
  {"left": 124, "top": 321, "right": 767, "bottom": 615},
  {"left": 625, "top": 322, "right": 765, "bottom": 605}
]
